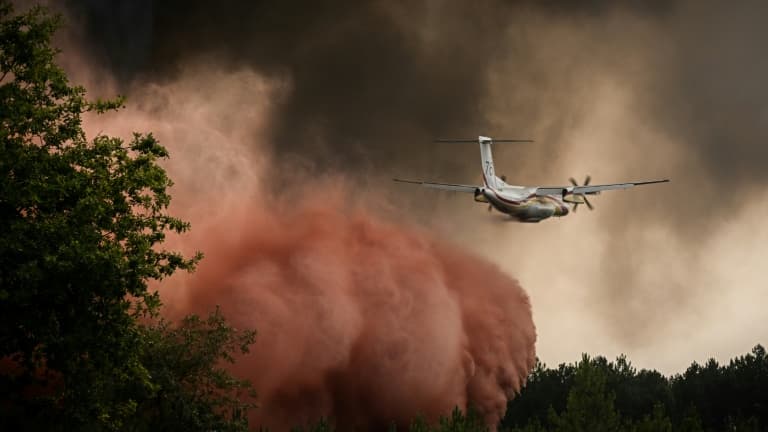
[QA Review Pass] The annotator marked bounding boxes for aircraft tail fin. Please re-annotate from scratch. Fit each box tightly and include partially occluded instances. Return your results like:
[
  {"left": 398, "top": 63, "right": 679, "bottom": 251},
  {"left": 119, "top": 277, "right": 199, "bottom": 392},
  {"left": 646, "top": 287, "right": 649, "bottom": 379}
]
[{"left": 433, "top": 136, "right": 532, "bottom": 189}]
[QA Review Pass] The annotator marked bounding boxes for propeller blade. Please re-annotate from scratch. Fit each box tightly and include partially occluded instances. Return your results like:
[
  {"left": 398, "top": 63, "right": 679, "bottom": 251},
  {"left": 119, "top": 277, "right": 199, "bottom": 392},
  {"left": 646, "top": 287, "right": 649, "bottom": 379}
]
[{"left": 568, "top": 176, "right": 597, "bottom": 212}]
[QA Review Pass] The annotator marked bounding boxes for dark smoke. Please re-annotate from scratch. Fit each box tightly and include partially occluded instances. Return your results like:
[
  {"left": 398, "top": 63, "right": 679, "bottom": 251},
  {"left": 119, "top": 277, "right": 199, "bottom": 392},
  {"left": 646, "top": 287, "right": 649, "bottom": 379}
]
[
  {"left": 647, "top": 0, "right": 768, "bottom": 200},
  {"left": 60, "top": 0, "right": 767, "bottom": 193},
  {"left": 63, "top": 0, "right": 504, "bottom": 174},
  {"left": 60, "top": 0, "right": 669, "bottom": 173}
]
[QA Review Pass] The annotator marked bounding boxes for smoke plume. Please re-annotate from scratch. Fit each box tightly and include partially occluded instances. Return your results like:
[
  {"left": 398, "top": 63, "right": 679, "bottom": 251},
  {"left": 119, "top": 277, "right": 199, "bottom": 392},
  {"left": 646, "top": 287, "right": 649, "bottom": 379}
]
[{"left": 56, "top": 0, "right": 768, "bottom": 383}]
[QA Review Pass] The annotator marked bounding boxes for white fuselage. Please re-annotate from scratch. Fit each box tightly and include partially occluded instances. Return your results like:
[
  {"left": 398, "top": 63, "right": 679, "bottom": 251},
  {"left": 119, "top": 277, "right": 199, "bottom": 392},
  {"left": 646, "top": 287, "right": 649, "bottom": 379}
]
[
  {"left": 474, "top": 182, "right": 569, "bottom": 223},
  {"left": 476, "top": 137, "right": 569, "bottom": 222}
]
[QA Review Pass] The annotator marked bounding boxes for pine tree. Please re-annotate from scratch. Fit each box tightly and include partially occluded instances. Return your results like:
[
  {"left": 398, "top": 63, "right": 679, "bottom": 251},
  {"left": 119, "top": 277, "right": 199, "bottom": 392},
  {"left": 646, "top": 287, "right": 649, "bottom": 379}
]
[{"left": 549, "top": 355, "right": 621, "bottom": 432}]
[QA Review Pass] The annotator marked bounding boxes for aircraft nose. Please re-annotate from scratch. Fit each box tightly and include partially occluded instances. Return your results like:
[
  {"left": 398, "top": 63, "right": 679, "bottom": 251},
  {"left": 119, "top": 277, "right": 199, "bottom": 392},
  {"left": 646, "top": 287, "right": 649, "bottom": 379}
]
[{"left": 557, "top": 204, "right": 569, "bottom": 216}]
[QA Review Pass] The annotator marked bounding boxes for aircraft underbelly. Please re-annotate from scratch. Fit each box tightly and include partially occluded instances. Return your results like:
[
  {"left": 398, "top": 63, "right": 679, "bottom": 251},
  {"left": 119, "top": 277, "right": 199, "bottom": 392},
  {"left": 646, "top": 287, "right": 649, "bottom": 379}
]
[
  {"left": 510, "top": 204, "right": 555, "bottom": 221},
  {"left": 485, "top": 190, "right": 560, "bottom": 222}
]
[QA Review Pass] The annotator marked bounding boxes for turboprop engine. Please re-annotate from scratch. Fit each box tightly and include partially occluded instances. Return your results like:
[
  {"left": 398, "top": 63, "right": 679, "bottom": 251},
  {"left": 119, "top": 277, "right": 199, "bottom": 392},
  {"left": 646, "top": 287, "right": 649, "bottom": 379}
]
[
  {"left": 474, "top": 188, "right": 488, "bottom": 203},
  {"left": 562, "top": 176, "right": 596, "bottom": 211}
]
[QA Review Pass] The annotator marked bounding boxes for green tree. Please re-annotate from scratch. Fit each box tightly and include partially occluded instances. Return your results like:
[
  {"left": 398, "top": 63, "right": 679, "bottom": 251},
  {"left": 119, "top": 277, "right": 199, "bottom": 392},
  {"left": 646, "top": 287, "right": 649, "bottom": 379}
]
[
  {"left": 630, "top": 403, "right": 672, "bottom": 432},
  {"left": 671, "top": 358, "right": 725, "bottom": 430},
  {"left": 500, "top": 346, "right": 768, "bottom": 432},
  {"left": 548, "top": 355, "right": 621, "bottom": 432},
  {"left": 608, "top": 355, "right": 672, "bottom": 423},
  {"left": 126, "top": 307, "right": 257, "bottom": 432},
  {"left": 293, "top": 408, "right": 492, "bottom": 432},
  {"left": 436, "top": 407, "right": 490, "bottom": 432},
  {"left": 723, "top": 344, "right": 767, "bottom": 428},
  {"left": 501, "top": 358, "right": 576, "bottom": 429},
  {"left": 676, "top": 406, "right": 704, "bottom": 432},
  {"left": 0, "top": 2, "right": 213, "bottom": 429}
]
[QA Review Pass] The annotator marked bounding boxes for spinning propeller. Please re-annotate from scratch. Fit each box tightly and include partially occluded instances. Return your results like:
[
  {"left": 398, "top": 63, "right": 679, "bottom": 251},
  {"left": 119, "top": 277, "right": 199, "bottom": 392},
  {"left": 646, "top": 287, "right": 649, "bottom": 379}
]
[{"left": 568, "top": 175, "right": 594, "bottom": 211}]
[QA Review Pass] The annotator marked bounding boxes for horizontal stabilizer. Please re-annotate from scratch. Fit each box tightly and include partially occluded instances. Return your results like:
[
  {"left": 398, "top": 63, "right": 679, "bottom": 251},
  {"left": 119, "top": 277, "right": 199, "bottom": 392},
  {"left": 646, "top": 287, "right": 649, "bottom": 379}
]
[
  {"left": 434, "top": 139, "right": 533, "bottom": 143},
  {"left": 393, "top": 178, "right": 478, "bottom": 193}
]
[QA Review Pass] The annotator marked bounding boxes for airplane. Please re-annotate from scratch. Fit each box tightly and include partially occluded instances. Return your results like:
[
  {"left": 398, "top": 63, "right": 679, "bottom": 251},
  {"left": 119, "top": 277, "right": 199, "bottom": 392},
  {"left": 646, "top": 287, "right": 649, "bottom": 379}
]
[{"left": 394, "top": 136, "right": 669, "bottom": 223}]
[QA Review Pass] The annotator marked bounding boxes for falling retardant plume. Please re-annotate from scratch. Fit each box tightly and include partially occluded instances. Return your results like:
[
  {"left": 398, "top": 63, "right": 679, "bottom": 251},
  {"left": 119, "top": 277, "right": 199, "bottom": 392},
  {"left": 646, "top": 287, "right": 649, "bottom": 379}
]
[
  {"left": 171, "top": 186, "right": 536, "bottom": 430},
  {"left": 68, "top": 62, "right": 536, "bottom": 430}
]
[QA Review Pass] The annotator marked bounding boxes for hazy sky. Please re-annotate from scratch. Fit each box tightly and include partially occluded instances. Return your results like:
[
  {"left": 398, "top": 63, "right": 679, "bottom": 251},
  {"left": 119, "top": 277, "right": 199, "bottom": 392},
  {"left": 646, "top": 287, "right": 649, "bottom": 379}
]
[{"left": 50, "top": 0, "right": 768, "bottom": 374}]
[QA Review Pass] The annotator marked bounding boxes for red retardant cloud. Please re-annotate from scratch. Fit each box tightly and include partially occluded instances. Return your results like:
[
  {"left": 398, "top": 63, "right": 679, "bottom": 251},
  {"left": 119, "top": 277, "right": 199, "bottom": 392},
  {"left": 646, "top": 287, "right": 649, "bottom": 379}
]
[{"left": 167, "top": 189, "right": 536, "bottom": 431}]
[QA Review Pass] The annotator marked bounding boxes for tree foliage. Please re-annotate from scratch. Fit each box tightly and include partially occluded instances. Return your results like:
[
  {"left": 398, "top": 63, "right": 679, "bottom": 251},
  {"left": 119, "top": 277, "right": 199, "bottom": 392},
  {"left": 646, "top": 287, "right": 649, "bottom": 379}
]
[
  {"left": 126, "top": 307, "right": 257, "bottom": 432},
  {"left": 547, "top": 355, "right": 620, "bottom": 432},
  {"left": 0, "top": 3, "right": 261, "bottom": 430},
  {"left": 501, "top": 345, "right": 767, "bottom": 432},
  {"left": 291, "top": 407, "right": 490, "bottom": 432}
]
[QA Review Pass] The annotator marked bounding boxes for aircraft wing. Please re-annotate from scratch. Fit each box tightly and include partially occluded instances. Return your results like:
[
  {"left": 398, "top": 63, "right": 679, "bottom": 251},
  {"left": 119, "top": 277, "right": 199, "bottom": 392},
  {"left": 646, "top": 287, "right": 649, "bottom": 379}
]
[
  {"left": 393, "top": 178, "right": 478, "bottom": 193},
  {"left": 535, "top": 179, "right": 669, "bottom": 196}
]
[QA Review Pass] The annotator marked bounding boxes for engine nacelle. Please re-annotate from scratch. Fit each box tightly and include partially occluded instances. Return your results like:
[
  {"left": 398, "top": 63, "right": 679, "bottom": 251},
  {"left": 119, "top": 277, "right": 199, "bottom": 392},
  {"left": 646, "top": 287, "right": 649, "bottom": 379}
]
[
  {"left": 474, "top": 188, "right": 488, "bottom": 203},
  {"left": 563, "top": 194, "right": 585, "bottom": 204}
]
